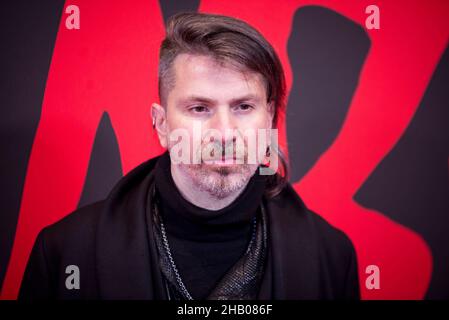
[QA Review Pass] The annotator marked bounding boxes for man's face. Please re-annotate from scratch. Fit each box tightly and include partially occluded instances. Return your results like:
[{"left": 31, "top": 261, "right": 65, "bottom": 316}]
[{"left": 153, "top": 53, "right": 273, "bottom": 198}]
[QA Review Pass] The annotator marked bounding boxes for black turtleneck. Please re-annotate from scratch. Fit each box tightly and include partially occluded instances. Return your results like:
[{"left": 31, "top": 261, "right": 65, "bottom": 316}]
[{"left": 154, "top": 152, "right": 267, "bottom": 299}]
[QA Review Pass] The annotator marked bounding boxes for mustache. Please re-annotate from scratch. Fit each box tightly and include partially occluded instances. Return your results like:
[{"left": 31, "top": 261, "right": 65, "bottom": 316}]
[{"left": 199, "top": 138, "right": 247, "bottom": 160}]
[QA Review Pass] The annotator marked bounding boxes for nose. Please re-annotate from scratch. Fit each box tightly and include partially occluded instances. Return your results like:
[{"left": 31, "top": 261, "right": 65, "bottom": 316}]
[{"left": 209, "top": 106, "right": 236, "bottom": 134}]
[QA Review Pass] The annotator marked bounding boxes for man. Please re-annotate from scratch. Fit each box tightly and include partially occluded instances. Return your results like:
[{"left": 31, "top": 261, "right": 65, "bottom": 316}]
[{"left": 19, "top": 12, "right": 360, "bottom": 300}]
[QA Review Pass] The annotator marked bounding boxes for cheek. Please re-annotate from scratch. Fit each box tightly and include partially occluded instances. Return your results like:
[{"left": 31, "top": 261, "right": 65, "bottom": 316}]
[
  {"left": 234, "top": 114, "right": 273, "bottom": 162},
  {"left": 238, "top": 112, "right": 272, "bottom": 131},
  {"left": 166, "top": 112, "right": 183, "bottom": 131},
  {"left": 166, "top": 121, "right": 200, "bottom": 154}
]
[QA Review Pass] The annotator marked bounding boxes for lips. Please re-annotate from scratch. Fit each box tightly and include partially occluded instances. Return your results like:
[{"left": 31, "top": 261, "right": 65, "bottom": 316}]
[
  {"left": 201, "top": 143, "right": 246, "bottom": 164},
  {"left": 203, "top": 156, "right": 243, "bottom": 165}
]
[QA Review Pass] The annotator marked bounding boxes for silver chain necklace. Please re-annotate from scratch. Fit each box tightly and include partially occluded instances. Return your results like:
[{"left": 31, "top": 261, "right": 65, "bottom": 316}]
[{"left": 158, "top": 214, "right": 258, "bottom": 300}]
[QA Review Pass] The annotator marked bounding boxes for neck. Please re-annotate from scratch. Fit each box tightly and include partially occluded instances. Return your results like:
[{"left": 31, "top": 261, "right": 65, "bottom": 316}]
[{"left": 170, "top": 164, "right": 248, "bottom": 211}]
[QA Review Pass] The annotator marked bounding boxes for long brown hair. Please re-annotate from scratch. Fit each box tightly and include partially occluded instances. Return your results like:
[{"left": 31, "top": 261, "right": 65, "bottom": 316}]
[{"left": 158, "top": 12, "right": 289, "bottom": 198}]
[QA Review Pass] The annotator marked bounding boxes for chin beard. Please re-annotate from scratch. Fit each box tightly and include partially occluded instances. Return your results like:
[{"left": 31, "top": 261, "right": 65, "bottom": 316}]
[{"left": 179, "top": 163, "right": 257, "bottom": 199}]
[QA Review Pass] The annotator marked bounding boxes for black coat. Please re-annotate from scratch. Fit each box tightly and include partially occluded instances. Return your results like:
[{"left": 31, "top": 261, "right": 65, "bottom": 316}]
[{"left": 19, "top": 155, "right": 360, "bottom": 300}]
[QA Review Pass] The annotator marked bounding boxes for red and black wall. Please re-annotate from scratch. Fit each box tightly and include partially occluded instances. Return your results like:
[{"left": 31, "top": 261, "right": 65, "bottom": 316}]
[{"left": 0, "top": 0, "right": 448, "bottom": 300}]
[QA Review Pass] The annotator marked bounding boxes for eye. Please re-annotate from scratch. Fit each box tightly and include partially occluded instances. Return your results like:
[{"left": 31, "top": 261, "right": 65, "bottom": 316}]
[
  {"left": 189, "top": 105, "right": 209, "bottom": 113},
  {"left": 234, "top": 104, "right": 254, "bottom": 112}
]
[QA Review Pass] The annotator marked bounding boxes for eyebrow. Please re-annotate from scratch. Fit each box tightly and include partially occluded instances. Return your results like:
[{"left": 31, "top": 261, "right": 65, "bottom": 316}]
[{"left": 178, "top": 94, "right": 262, "bottom": 106}]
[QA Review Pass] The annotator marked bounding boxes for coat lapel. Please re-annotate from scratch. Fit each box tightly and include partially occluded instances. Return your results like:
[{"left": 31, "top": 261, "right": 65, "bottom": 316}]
[
  {"left": 95, "top": 156, "right": 165, "bottom": 299},
  {"left": 264, "top": 185, "right": 322, "bottom": 299},
  {"left": 95, "top": 154, "right": 321, "bottom": 300}
]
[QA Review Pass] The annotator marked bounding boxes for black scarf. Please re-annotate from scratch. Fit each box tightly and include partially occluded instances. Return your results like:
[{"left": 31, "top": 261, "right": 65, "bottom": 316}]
[
  {"left": 151, "top": 151, "right": 268, "bottom": 300},
  {"left": 151, "top": 184, "right": 267, "bottom": 300},
  {"left": 93, "top": 153, "right": 360, "bottom": 299}
]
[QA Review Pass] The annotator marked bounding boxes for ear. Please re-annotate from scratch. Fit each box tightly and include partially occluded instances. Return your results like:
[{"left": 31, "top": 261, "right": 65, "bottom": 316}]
[
  {"left": 151, "top": 103, "right": 168, "bottom": 148},
  {"left": 265, "top": 101, "right": 276, "bottom": 154},
  {"left": 267, "top": 101, "right": 275, "bottom": 128}
]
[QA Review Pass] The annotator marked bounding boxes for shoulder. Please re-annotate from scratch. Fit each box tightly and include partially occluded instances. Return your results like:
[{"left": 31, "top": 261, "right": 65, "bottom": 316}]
[
  {"left": 269, "top": 182, "right": 355, "bottom": 259},
  {"left": 265, "top": 182, "right": 360, "bottom": 298},
  {"left": 20, "top": 201, "right": 107, "bottom": 299},
  {"left": 38, "top": 200, "right": 105, "bottom": 255},
  {"left": 38, "top": 154, "right": 162, "bottom": 248}
]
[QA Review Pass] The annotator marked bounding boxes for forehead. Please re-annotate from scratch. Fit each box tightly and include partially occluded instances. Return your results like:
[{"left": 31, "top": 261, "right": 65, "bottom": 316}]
[{"left": 168, "top": 53, "right": 267, "bottom": 102}]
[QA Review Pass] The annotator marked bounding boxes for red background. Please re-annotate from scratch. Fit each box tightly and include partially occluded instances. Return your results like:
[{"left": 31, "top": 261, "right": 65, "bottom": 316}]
[{"left": 1, "top": 0, "right": 449, "bottom": 300}]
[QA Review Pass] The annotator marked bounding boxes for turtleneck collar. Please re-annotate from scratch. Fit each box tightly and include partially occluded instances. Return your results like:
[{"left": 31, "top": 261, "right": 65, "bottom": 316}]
[{"left": 154, "top": 151, "right": 267, "bottom": 242}]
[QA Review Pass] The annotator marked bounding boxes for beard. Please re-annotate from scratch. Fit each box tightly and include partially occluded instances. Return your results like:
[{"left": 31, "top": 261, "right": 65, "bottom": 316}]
[
  {"left": 168, "top": 129, "right": 267, "bottom": 199},
  {"left": 177, "top": 161, "right": 258, "bottom": 199}
]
